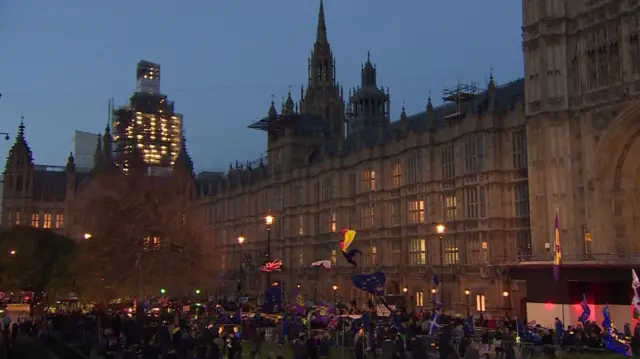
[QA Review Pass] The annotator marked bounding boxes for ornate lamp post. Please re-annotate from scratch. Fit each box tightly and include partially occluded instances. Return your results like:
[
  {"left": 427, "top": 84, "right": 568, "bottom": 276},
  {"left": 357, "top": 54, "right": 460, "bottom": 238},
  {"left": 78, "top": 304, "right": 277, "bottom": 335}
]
[
  {"left": 265, "top": 214, "right": 274, "bottom": 291},
  {"left": 503, "top": 290, "right": 510, "bottom": 317},
  {"left": 402, "top": 287, "right": 409, "bottom": 311},
  {"left": 238, "top": 235, "right": 245, "bottom": 295},
  {"left": 431, "top": 287, "right": 437, "bottom": 311},
  {"left": 464, "top": 289, "right": 471, "bottom": 316},
  {"left": 332, "top": 285, "right": 338, "bottom": 304},
  {"left": 436, "top": 224, "right": 446, "bottom": 311}
]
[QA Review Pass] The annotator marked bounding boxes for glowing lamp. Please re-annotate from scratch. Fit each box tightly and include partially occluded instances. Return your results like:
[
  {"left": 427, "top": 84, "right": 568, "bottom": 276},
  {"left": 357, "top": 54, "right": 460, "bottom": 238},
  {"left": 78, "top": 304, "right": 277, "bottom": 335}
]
[
  {"left": 502, "top": 291, "right": 509, "bottom": 297},
  {"left": 436, "top": 224, "right": 446, "bottom": 234},
  {"left": 332, "top": 285, "right": 338, "bottom": 291},
  {"left": 237, "top": 236, "right": 245, "bottom": 245},
  {"left": 265, "top": 214, "right": 274, "bottom": 226},
  {"left": 464, "top": 289, "right": 470, "bottom": 296},
  {"left": 402, "top": 287, "right": 408, "bottom": 293},
  {"left": 431, "top": 288, "right": 437, "bottom": 294}
]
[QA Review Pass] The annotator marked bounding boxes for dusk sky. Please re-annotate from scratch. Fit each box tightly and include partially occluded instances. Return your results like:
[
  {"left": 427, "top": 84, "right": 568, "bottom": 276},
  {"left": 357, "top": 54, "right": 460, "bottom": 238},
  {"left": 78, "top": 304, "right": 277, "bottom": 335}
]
[{"left": 0, "top": 0, "right": 523, "bottom": 172}]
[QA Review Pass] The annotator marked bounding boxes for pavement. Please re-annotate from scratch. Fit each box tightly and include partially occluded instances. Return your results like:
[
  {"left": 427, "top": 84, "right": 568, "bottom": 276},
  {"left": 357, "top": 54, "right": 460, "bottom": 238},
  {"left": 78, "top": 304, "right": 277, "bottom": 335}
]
[{"left": 11, "top": 335, "right": 59, "bottom": 359}]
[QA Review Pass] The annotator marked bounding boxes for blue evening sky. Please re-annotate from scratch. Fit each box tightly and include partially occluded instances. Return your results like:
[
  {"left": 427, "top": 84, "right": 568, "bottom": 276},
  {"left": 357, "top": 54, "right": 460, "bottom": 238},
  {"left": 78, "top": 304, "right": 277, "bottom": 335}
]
[{"left": 0, "top": 0, "right": 523, "bottom": 172}]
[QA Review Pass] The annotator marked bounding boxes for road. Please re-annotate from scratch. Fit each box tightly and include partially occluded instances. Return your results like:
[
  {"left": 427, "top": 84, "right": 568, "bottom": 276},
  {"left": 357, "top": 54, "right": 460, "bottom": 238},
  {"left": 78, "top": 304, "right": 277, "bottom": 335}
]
[{"left": 11, "top": 336, "right": 58, "bottom": 359}]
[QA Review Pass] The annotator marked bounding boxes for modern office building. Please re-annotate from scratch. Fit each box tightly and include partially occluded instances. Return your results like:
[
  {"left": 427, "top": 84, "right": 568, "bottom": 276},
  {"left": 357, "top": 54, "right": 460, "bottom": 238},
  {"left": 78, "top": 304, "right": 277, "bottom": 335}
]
[
  {"left": 72, "top": 130, "right": 100, "bottom": 171},
  {"left": 112, "top": 60, "right": 183, "bottom": 172}
]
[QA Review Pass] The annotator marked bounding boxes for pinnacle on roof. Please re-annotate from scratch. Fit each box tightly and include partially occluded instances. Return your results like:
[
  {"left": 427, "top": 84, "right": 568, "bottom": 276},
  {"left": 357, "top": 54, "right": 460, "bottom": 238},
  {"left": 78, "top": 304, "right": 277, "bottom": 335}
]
[{"left": 316, "top": 0, "right": 327, "bottom": 44}]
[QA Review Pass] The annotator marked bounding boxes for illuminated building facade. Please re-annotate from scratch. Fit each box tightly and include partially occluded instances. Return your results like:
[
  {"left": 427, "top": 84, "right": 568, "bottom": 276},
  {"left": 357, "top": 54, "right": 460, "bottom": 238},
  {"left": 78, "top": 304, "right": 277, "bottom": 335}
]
[{"left": 112, "top": 60, "right": 183, "bottom": 172}]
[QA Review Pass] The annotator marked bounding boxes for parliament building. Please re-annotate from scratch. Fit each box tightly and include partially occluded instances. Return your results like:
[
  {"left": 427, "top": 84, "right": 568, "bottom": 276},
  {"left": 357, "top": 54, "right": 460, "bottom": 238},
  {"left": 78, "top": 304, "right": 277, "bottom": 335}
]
[{"left": 4, "top": 0, "right": 640, "bottom": 321}]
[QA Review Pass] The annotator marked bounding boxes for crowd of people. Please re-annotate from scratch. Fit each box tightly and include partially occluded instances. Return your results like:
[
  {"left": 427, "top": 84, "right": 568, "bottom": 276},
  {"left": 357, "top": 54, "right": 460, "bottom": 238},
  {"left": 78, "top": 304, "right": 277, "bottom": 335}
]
[{"left": 34, "top": 301, "right": 640, "bottom": 359}]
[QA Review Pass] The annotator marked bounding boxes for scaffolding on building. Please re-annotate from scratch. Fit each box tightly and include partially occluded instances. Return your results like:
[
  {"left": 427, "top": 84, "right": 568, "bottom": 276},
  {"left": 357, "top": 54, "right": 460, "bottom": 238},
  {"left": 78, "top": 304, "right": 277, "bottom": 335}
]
[{"left": 442, "top": 81, "right": 479, "bottom": 120}]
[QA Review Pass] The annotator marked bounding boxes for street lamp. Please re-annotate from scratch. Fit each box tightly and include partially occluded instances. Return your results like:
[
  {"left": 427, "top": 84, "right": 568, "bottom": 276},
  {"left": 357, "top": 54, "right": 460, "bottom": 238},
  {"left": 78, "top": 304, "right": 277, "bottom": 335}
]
[
  {"left": 436, "top": 224, "right": 446, "bottom": 312},
  {"left": 83, "top": 233, "right": 92, "bottom": 240},
  {"left": 237, "top": 235, "right": 245, "bottom": 295},
  {"left": 431, "top": 287, "right": 437, "bottom": 311},
  {"left": 332, "top": 285, "right": 338, "bottom": 304},
  {"left": 160, "top": 288, "right": 166, "bottom": 295},
  {"left": 502, "top": 290, "right": 510, "bottom": 317},
  {"left": 8, "top": 249, "right": 16, "bottom": 256},
  {"left": 265, "top": 214, "right": 274, "bottom": 291},
  {"left": 402, "top": 287, "right": 409, "bottom": 310},
  {"left": 464, "top": 289, "right": 471, "bottom": 316}
]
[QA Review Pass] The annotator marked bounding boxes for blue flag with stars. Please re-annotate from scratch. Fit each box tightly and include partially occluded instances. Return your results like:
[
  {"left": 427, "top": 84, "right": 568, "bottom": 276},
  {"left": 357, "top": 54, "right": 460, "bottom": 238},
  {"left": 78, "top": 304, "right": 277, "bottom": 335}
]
[{"left": 352, "top": 272, "right": 386, "bottom": 296}]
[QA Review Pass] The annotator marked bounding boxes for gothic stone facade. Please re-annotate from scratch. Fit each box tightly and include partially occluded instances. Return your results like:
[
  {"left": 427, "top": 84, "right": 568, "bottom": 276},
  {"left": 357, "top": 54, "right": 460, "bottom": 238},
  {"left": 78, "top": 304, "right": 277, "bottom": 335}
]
[
  {"left": 524, "top": 0, "right": 640, "bottom": 261},
  {"left": 0, "top": 123, "right": 201, "bottom": 252},
  {"left": 193, "top": 1, "right": 529, "bottom": 316}
]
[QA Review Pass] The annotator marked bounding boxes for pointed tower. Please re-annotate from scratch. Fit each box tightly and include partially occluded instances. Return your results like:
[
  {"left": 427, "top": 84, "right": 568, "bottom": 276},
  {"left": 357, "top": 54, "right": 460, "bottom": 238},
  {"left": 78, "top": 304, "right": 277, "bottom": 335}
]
[
  {"left": 102, "top": 124, "right": 114, "bottom": 167},
  {"left": 174, "top": 137, "right": 194, "bottom": 176},
  {"left": 92, "top": 134, "right": 103, "bottom": 171},
  {"left": 2, "top": 120, "right": 35, "bottom": 225},
  {"left": 487, "top": 70, "right": 496, "bottom": 112},
  {"left": 346, "top": 52, "right": 390, "bottom": 135},
  {"left": 65, "top": 152, "right": 76, "bottom": 203},
  {"left": 299, "top": 0, "right": 345, "bottom": 141}
]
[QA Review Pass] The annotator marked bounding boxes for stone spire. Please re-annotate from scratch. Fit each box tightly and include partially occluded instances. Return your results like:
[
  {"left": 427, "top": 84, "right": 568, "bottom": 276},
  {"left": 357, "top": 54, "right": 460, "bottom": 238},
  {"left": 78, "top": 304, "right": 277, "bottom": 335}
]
[
  {"left": 174, "top": 136, "right": 194, "bottom": 175},
  {"left": 93, "top": 133, "right": 103, "bottom": 170},
  {"left": 316, "top": 0, "right": 327, "bottom": 44},
  {"left": 5, "top": 119, "right": 33, "bottom": 170}
]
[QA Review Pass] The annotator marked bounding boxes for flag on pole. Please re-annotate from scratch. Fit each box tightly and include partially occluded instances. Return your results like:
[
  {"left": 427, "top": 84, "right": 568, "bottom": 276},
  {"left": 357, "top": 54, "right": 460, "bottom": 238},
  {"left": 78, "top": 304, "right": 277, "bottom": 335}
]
[
  {"left": 553, "top": 206, "right": 562, "bottom": 282},
  {"left": 632, "top": 270, "right": 640, "bottom": 318}
]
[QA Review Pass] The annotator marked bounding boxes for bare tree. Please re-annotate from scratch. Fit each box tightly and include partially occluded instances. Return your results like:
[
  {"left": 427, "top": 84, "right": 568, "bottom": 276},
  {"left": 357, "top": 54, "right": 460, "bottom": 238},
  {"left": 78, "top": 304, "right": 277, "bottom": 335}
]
[{"left": 75, "top": 173, "right": 208, "bottom": 301}]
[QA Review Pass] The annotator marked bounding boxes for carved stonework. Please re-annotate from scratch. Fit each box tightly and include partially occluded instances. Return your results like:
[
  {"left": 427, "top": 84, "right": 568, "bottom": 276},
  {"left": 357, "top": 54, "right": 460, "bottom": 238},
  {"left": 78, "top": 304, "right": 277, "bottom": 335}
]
[{"left": 591, "top": 111, "right": 613, "bottom": 132}]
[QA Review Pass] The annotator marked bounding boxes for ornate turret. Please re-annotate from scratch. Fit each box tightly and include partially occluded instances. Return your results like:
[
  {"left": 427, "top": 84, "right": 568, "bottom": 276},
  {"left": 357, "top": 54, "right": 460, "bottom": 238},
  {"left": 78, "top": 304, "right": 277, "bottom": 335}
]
[
  {"left": 174, "top": 137, "right": 194, "bottom": 175},
  {"left": 400, "top": 103, "right": 408, "bottom": 132},
  {"left": 4, "top": 120, "right": 33, "bottom": 170},
  {"left": 102, "top": 124, "right": 114, "bottom": 166},
  {"left": 3, "top": 120, "right": 35, "bottom": 212},
  {"left": 426, "top": 93, "right": 436, "bottom": 131},
  {"left": 346, "top": 52, "right": 390, "bottom": 134},
  {"left": 93, "top": 134, "right": 103, "bottom": 170},
  {"left": 283, "top": 89, "right": 295, "bottom": 115},
  {"left": 66, "top": 152, "right": 75, "bottom": 173},
  {"left": 487, "top": 70, "right": 496, "bottom": 111}
]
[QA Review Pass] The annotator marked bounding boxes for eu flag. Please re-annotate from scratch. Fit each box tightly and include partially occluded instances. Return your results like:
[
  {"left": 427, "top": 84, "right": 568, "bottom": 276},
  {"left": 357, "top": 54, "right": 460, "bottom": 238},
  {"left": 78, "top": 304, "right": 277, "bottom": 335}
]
[{"left": 352, "top": 272, "right": 386, "bottom": 296}]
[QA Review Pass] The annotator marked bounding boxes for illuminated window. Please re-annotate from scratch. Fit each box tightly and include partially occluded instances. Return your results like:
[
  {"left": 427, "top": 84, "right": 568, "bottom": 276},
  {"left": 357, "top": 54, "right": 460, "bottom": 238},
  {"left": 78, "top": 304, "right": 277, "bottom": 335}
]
[
  {"left": 445, "top": 194, "right": 457, "bottom": 221},
  {"left": 55, "top": 212, "right": 64, "bottom": 228},
  {"left": 371, "top": 246, "right": 377, "bottom": 265},
  {"left": 331, "top": 249, "right": 337, "bottom": 265},
  {"left": 476, "top": 294, "right": 486, "bottom": 312},
  {"left": 221, "top": 254, "right": 226, "bottom": 269},
  {"left": 330, "top": 211, "right": 336, "bottom": 232},
  {"left": 143, "top": 236, "right": 160, "bottom": 250},
  {"left": 31, "top": 213, "right": 39, "bottom": 227},
  {"left": 410, "top": 238, "right": 427, "bottom": 265},
  {"left": 362, "top": 169, "right": 376, "bottom": 192},
  {"left": 298, "top": 216, "right": 304, "bottom": 236},
  {"left": 298, "top": 250, "right": 304, "bottom": 267},
  {"left": 408, "top": 198, "right": 425, "bottom": 224},
  {"left": 416, "top": 291, "right": 425, "bottom": 307},
  {"left": 391, "top": 162, "right": 403, "bottom": 188},
  {"left": 43, "top": 212, "right": 52, "bottom": 228},
  {"left": 444, "top": 238, "right": 459, "bottom": 265}
]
